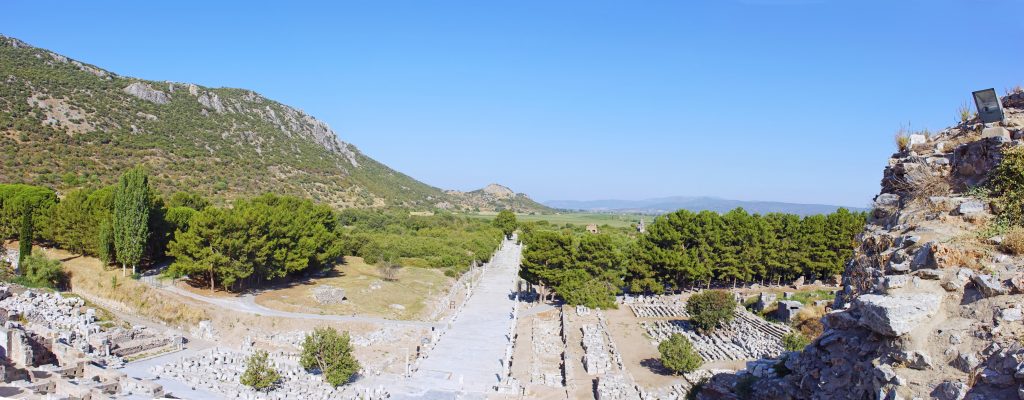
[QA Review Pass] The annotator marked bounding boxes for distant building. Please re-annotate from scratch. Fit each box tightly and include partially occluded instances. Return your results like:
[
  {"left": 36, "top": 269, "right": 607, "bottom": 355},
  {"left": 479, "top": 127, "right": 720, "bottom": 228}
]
[
  {"left": 636, "top": 218, "right": 646, "bottom": 234},
  {"left": 585, "top": 224, "right": 599, "bottom": 234}
]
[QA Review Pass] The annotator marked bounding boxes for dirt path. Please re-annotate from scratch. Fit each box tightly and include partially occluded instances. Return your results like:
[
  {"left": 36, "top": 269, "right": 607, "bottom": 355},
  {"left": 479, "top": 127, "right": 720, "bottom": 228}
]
[{"left": 157, "top": 282, "right": 442, "bottom": 329}]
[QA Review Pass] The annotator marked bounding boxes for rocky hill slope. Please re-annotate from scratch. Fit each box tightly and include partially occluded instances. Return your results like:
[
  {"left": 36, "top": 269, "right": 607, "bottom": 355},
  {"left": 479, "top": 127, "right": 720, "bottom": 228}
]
[
  {"left": 0, "top": 34, "right": 550, "bottom": 212},
  {"left": 701, "top": 91, "right": 1024, "bottom": 399}
]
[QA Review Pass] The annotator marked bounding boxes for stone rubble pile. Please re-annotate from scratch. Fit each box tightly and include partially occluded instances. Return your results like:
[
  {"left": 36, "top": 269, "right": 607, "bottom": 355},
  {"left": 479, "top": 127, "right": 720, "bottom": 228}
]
[
  {"left": 529, "top": 312, "right": 564, "bottom": 387},
  {"left": 153, "top": 348, "right": 387, "bottom": 400},
  {"left": 641, "top": 308, "right": 790, "bottom": 361},
  {"left": 596, "top": 373, "right": 640, "bottom": 400},
  {"left": 638, "top": 369, "right": 719, "bottom": 400},
  {"left": 311, "top": 286, "right": 346, "bottom": 305},
  {"left": 582, "top": 324, "right": 612, "bottom": 375}
]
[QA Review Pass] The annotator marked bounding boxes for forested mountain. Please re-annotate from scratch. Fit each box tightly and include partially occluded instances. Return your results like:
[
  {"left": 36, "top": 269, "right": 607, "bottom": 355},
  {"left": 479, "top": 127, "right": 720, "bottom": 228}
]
[
  {"left": 545, "top": 196, "right": 867, "bottom": 216},
  {"left": 0, "top": 35, "right": 549, "bottom": 213}
]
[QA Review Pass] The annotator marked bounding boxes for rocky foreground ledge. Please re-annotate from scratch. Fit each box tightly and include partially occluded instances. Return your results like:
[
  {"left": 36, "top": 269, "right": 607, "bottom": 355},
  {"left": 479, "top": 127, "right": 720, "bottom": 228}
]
[{"left": 702, "top": 93, "right": 1024, "bottom": 400}]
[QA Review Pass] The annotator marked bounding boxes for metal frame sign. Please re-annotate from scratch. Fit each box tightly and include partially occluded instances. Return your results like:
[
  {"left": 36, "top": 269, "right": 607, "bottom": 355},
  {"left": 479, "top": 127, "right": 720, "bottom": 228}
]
[{"left": 972, "top": 88, "right": 1004, "bottom": 123}]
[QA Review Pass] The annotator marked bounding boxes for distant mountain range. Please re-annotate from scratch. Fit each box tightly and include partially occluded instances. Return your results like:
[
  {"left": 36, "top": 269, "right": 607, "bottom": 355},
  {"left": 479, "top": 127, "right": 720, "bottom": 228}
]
[{"left": 544, "top": 196, "right": 867, "bottom": 216}]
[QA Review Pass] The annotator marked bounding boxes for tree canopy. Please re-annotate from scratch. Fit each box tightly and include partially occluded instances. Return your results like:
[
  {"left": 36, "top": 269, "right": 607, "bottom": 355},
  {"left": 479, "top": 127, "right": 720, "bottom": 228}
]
[
  {"left": 299, "top": 327, "right": 360, "bottom": 387},
  {"left": 112, "top": 167, "right": 150, "bottom": 275},
  {"left": 167, "top": 194, "right": 344, "bottom": 291},
  {"left": 518, "top": 207, "right": 864, "bottom": 306},
  {"left": 494, "top": 210, "right": 517, "bottom": 239},
  {"left": 658, "top": 333, "right": 703, "bottom": 374}
]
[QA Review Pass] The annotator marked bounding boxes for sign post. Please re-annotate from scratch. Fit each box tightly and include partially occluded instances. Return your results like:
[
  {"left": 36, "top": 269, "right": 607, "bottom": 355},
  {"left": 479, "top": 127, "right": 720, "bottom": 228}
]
[{"left": 972, "top": 88, "right": 1004, "bottom": 123}]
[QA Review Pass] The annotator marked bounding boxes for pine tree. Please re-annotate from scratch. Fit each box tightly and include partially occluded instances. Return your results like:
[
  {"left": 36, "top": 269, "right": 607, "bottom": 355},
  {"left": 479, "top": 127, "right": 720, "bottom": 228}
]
[{"left": 112, "top": 167, "right": 150, "bottom": 276}]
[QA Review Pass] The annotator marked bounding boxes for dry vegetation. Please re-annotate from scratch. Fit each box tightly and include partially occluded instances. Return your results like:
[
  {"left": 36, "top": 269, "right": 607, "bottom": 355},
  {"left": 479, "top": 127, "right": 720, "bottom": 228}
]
[
  {"left": 896, "top": 167, "right": 951, "bottom": 204},
  {"left": 1002, "top": 227, "right": 1024, "bottom": 255},
  {"left": 895, "top": 128, "right": 911, "bottom": 152},
  {"left": 793, "top": 306, "right": 825, "bottom": 338},
  {"left": 254, "top": 256, "right": 452, "bottom": 320},
  {"left": 35, "top": 247, "right": 208, "bottom": 326}
]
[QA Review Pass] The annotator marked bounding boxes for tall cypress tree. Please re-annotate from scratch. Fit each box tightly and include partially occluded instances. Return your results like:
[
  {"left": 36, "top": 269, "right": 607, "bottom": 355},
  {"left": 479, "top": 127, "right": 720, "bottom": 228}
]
[
  {"left": 113, "top": 167, "right": 150, "bottom": 276},
  {"left": 18, "top": 206, "right": 33, "bottom": 273}
]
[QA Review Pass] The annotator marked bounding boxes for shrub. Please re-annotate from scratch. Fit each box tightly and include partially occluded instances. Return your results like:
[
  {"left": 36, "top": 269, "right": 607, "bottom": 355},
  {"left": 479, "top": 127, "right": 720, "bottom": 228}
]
[
  {"left": 989, "top": 147, "right": 1024, "bottom": 225},
  {"left": 658, "top": 333, "right": 703, "bottom": 374},
  {"left": 894, "top": 131, "right": 910, "bottom": 152},
  {"left": 686, "top": 290, "right": 736, "bottom": 333},
  {"left": 958, "top": 101, "right": 972, "bottom": 124},
  {"left": 16, "top": 253, "right": 67, "bottom": 289},
  {"left": 894, "top": 166, "right": 951, "bottom": 203},
  {"left": 240, "top": 349, "right": 280, "bottom": 391},
  {"left": 300, "top": 327, "right": 360, "bottom": 386},
  {"left": 782, "top": 332, "right": 811, "bottom": 352},
  {"left": 1001, "top": 227, "right": 1024, "bottom": 255},
  {"left": 376, "top": 261, "right": 402, "bottom": 281}
]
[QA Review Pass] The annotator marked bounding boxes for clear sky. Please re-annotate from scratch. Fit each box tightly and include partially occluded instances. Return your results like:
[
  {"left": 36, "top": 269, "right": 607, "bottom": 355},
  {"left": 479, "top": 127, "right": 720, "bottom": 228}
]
[{"left": 3, "top": 1, "right": 1022, "bottom": 208}]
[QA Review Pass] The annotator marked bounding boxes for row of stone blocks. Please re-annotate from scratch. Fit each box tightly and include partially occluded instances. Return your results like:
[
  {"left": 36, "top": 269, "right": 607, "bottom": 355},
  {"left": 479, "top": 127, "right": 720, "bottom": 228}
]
[{"left": 641, "top": 308, "right": 790, "bottom": 361}]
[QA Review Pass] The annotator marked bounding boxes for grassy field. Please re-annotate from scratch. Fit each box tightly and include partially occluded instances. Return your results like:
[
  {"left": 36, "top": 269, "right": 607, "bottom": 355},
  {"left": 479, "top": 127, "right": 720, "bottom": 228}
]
[
  {"left": 462, "top": 211, "right": 655, "bottom": 229},
  {"left": 254, "top": 256, "right": 453, "bottom": 320}
]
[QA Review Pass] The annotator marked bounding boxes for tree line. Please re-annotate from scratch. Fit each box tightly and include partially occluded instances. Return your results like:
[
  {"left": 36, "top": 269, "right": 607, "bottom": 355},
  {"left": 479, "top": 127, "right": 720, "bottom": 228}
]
[
  {"left": 1, "top": 169, "right": 505, "bottom": 291},
  {"left": 519, "top": 208, "right": 865, "bottom": 308}
]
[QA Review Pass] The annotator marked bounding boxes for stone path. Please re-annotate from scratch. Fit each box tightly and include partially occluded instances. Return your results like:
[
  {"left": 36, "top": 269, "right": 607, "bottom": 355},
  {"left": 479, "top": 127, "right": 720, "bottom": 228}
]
[{"left": 389, "top": 238, "right": 522, "bottom": 398}]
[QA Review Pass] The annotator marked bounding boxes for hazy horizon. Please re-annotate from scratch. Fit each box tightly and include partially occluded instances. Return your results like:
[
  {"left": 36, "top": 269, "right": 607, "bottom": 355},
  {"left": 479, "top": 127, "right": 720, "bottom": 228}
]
[{"left": 3, "top": 1, "right": 1022, "bottom": 207}]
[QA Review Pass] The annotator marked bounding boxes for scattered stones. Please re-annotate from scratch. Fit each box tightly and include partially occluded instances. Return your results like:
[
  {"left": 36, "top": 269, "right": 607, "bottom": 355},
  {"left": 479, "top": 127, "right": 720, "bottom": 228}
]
[
  {"left": 953, "top": 351, "right": 980, "bottom": 373},
  {"left": 957, "top": 199, "right": 987, "bottom": 216},
  {"left": 972, "top": 274, "right": 1008, "bottom": 297},
  {"left": 932, "top": 381, "right": 968, "bottom": 400},
  {"left": 894, "top": 350, "right": 932, "bottom": 370},
  {"left": 153, "top": 348, "right": 385, "bottom": 399},
  {"left": 1000, "top": 307, "right": 1022, "bottom": 322}
]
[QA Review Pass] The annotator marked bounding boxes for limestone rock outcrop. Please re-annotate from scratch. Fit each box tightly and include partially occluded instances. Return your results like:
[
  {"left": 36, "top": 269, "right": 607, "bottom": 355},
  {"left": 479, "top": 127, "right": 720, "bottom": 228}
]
[
  {"left": 122, "top": 82, "right": 170, "bottom": 104},
  {"left": 700, "top": 91, "right": 1024, "bottom": 400}
]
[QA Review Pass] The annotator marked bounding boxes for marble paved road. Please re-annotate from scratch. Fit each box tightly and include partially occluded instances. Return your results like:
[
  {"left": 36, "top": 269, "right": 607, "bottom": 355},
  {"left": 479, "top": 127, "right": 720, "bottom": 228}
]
[{"left": 390, "top": 238, "right": 522, "bottom": 398}]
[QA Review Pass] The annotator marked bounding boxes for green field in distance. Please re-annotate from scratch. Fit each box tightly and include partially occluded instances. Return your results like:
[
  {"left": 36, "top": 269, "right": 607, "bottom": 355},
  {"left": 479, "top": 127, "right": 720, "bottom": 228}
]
[{"left": 461, "top": 211, "right": 656, "bottom": 228}]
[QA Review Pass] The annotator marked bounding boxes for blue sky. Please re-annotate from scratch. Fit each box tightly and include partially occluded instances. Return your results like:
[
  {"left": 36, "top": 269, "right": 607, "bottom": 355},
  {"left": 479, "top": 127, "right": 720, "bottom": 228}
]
[{"left": 3, "top": 1, "right": 1022, "bottom": 208}]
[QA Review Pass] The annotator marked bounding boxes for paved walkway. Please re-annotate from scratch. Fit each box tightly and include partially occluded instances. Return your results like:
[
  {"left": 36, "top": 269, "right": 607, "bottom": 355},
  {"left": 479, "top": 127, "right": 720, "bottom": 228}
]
[
  {"left": 390, "top": 238, "right": 522, "bottom": 398},
  {"left": 120, "top": 339, "right": 225, "bottom": 399}
]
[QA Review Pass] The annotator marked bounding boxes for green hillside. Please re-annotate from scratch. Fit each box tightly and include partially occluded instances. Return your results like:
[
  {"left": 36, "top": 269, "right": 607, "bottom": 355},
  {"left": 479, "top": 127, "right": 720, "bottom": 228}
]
[{"left": 0, "top": 35, "right": 550, "bottom": 212}]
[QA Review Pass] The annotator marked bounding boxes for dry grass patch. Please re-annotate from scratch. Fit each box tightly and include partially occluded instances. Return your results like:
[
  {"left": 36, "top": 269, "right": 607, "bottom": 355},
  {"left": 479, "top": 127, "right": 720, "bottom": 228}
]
[
  {"left": 35, "top": 247, "right": 208, "bottom": 327},
  {"left": 896, "top": 167, "right": 951, "bottom": 204},
  {"left": 254, "top": 256, "right": 452, "bottom": 320},
  {"left": 793, "top": 306, "right": 825, "bottom": 338},
  {"left": 1002, "top": 227, "right": 1024, "bottom": 255}
]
